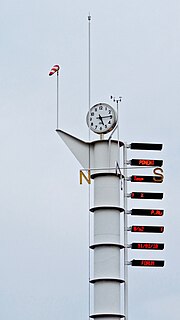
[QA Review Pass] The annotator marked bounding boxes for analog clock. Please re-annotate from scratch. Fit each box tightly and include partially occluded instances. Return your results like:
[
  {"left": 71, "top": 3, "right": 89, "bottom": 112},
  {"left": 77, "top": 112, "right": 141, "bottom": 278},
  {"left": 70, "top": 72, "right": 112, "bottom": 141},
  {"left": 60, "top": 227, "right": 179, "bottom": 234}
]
[{"left": 86, "top": 103, "right": 117, "bottom": 134}]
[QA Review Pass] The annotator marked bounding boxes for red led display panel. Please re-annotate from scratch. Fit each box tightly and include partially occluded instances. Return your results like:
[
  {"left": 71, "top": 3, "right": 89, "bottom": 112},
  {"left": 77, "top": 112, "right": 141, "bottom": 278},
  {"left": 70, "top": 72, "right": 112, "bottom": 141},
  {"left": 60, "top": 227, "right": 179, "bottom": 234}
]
[
  {"left": 131, "top": 226, "right": 164, "bottom": 233},
  {"left": 130, "top": 143, "right": 163, "bottom": 151},
  {"left": 131, "top": 259, "right": 164, "bottom": 267},
  {"left": 130, "top": 159, "right": 163, "bottom": 167},
  {"left": 131, "top": 192, "right": 163, "bottom": 200},
  {"left": 131, "top": 243, "right": 164, "bottom": 250},
  {"left": 131, "top": 209, "right": 164, "bottom": 216},
  {"left": 131, "top": 175, "right": 163, "bottom": 183}
]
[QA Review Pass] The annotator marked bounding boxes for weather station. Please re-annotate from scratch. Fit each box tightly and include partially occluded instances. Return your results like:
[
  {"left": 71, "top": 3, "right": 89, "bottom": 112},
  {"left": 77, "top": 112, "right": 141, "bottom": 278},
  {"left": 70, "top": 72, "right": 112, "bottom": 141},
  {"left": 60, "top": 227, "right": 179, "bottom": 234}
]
[
  {"left": 49, "top": 15, "right": 165, "bottom": 320},
  {"left": 56, "top": 97, "right": 125, "bottom": 319}
]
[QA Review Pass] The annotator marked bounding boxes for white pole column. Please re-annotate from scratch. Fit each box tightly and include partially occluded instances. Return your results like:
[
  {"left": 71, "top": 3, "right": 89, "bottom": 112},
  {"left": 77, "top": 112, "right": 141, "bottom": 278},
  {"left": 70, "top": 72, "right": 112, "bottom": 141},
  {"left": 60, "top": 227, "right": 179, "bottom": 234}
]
[
  {"left": 56, "top": 131, "right": 125, "bottom": 320},
  {"left": 89, "top": 142, "right": 125, "bottom": 320},
  {"left": 123, "top": 144, "right": 128, "bottom": 320}
]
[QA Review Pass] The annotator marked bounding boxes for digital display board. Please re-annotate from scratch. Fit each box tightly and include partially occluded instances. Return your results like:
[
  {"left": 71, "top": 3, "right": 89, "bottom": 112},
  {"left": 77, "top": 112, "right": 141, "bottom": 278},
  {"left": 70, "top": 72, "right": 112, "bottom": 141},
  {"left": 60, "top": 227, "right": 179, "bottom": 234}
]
[
  {"left": 130, "top": 159, "right": 163, "bottom": 167},
  {"left": 131, "top": 259, "right": 164, "bottom": 267},
  {"left": 131, "top": 225, "right": 164, "bottom": 233},
  {"left": 130, "top": 143, "right": 163, "bottom": 151},
  {"left": 131, "top": 209, "right": 164, "bottom": 216},
  {"left": 131, "top": 243, "right": 164, "bottom": 250},
  {"left": 131, "top": 175, "right": 163, "bottom": 183},
  {"left": 131, "top": 192, "right": 163, "bottom": 200}
]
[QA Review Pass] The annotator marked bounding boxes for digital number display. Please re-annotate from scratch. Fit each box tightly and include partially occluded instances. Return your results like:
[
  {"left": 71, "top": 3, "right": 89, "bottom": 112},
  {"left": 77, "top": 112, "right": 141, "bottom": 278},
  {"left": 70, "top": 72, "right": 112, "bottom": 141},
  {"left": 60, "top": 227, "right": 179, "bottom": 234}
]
[
  {"left": 131, "top": 192, "right": 163, "bottom": 200},
  {"left": 131, "top": 209, "right": 164, "bottom": 216},
  {"left": 131, "top": 259, "right": 165, "bottom": 267},
  {"left": 131, "top": 226, "right": 164, "bottom": 233},
  {"left": 131, "top": 175, "right": 163, "bottom": 183},
  {"left": 131, "top": 243, "right": 164, "bottom": 250},
  {"left": 130, "top": 143, "right": 163, "bottom": 151},
  {"left": 130, "top": 159, "right": 163, "bottom": 167}
]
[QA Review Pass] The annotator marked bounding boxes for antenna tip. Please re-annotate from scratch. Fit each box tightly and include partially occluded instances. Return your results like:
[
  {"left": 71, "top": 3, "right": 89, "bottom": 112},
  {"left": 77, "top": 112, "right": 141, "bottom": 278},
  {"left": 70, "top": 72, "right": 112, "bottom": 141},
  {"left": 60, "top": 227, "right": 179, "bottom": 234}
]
[{"left": 88, "top": 14, "right": 91, "bottom": 21}]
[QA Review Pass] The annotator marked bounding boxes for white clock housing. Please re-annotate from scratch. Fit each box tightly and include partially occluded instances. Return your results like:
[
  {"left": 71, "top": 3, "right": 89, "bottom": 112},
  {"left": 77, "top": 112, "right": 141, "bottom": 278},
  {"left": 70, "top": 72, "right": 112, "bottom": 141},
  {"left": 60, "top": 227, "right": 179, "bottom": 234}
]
[{"left": 86, "top": 103, "right": 117, "bottom": 134}]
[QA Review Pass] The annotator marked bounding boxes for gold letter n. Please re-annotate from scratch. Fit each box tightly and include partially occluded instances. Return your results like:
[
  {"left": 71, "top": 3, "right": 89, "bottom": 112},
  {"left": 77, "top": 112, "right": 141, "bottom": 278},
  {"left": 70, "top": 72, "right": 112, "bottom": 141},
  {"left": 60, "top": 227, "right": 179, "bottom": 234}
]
[{"left": 80, "top": 169, "right": 91, "bottom": 185}]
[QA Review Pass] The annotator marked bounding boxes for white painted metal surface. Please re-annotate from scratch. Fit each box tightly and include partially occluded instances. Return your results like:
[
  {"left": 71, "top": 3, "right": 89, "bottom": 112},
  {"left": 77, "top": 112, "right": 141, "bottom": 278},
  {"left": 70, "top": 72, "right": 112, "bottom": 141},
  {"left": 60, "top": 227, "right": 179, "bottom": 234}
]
[{"left": 57, "top": 130, "right": 125, "bottom": 319}]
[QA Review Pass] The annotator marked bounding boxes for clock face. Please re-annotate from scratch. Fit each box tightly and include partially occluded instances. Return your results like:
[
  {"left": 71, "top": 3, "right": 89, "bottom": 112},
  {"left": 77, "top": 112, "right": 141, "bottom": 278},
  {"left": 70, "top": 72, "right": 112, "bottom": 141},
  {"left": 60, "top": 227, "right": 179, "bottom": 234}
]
[{"left": 86, "top": 103, "right": 117, "bottom": 134}]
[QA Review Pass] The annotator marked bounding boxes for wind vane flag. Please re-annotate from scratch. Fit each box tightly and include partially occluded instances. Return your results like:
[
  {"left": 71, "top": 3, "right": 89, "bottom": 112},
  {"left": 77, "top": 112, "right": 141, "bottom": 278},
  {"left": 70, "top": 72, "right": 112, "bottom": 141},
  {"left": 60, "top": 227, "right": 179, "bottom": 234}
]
[
  {"left": 49, "top": 64, "right": 60, "bottom": 76},
  {"left": 49, "top": 64, "right": 60, "bottom": 128}
]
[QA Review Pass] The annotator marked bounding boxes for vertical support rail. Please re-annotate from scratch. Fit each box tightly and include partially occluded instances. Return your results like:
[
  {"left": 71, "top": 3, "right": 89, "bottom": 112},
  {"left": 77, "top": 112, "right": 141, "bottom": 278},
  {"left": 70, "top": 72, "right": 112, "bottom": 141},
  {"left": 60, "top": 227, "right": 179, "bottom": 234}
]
[
  {"left": 56, "top": 70, "right": 59, "bottom": 129},
  {"left": 88, "top": 14, "right": 92, "bottom": 320},
  {"left": 123, "top": 144, "right": 128, "bottom": 320},
  {"left": 116, "top": 100, "right": 120, "bottom": 167}
]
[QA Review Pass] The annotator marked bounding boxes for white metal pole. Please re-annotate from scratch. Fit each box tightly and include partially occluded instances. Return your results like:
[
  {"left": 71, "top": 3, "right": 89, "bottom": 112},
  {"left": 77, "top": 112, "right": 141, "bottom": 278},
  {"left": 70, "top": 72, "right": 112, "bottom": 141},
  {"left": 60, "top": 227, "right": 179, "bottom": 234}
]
[
  {"left": 123, "top": 144, "right": 128, "bottom": 320},
  {"left": 88, "top": 13, "right": 91, "bottom": 128},
  {"left": 117, "top": 100, "right": 120, "bottom": 166},
  {"left": 57, "top": 71, "right": 59, "bottom": 129},
  {"left": 88, "top": 14, "right": 91, "bottom": 320}
]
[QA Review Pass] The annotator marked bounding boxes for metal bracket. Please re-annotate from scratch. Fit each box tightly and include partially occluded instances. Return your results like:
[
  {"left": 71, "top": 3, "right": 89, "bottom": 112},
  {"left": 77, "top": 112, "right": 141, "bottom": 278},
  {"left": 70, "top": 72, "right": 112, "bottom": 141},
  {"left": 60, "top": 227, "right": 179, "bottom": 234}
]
[
  {"left": 125, "top": 143, "right": 131, "bottom": 149},
  {"left": 115, "top": 161, "right": 122, "bottom": 176},
  {"left": 126, "top": 177, "right": 131, "bottom": 181},
  {"left": 125, "top": 210, "right": 131, "bottom": 215},
  {"left": 126, "top": 193, "right": 131, "bottom": 198}
]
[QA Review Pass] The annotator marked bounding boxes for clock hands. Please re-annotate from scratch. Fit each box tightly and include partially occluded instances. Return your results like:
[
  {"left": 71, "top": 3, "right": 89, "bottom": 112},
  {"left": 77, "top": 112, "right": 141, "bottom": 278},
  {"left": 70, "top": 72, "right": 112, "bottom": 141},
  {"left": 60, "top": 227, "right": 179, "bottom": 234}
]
[
  {"left": 96, "top": 114, "right": 112, "bottom": 125},
  {"left": 97, "top": 114, "right": 104, "bottom": 125},
  {"left": 100, "top": 115, "right": 112, "bottom": 119}
]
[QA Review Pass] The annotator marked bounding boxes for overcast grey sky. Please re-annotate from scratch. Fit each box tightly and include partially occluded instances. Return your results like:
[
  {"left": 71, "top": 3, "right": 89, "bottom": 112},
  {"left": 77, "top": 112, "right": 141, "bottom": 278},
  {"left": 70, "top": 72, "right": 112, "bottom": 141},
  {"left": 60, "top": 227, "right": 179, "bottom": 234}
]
[{"left": 0, "top": 0, "right": 179, "bottom": 319}]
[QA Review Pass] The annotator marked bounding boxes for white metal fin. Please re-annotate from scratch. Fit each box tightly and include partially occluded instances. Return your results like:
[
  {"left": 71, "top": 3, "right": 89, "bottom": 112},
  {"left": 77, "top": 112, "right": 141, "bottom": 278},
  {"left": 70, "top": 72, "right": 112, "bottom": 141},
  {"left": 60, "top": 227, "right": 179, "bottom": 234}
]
[{"left": 56, "top": 129, "right": 90, "bottom": 168}]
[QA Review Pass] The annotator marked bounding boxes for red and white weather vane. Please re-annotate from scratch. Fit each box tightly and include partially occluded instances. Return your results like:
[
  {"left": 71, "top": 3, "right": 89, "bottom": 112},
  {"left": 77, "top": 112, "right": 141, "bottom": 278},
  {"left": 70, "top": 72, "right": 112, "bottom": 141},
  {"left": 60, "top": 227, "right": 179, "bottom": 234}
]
[
  {"left": 49, "top": 64, "right": 60, "bottom": 128},
  {"left": 49, "top": 64, "right": 60, "bottom": 76}
]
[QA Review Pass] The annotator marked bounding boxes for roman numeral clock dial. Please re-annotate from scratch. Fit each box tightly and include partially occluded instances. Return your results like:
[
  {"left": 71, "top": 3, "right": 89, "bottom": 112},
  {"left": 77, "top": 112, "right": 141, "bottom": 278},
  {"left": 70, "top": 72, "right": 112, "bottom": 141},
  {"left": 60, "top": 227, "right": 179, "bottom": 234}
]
[{"left": 86, "top": 103, "right": 117, "bottom": 134}]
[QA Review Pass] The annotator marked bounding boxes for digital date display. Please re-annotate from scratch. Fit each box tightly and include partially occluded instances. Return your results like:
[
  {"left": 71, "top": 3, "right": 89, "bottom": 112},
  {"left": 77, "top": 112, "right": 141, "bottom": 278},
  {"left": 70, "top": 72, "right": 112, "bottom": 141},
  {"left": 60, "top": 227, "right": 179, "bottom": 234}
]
[{"left": 131, "top": 243, "right": 164, "bottom": 250}]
